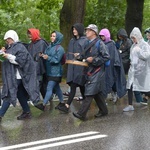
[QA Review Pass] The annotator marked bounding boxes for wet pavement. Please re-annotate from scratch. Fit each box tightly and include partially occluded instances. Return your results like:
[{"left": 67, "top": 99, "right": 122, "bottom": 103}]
[{"left": 0, "top": 83, "right": 150, "bottom": 150}]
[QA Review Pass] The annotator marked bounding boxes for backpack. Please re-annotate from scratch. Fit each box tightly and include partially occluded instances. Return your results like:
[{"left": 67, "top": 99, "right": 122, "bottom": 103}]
[
  {"left": 95, "top": 40, "right": 110, "bottom": 67},
  {"left": 56, "top": 45, "right": 66, "bottom": 65},
  {"left": 61, "top": 53, "right": 66, "bottom": 65}
]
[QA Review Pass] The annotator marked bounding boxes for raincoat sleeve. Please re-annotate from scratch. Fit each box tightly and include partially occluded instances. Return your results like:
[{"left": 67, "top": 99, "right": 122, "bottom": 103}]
[{"left": 137, "top": 43, "right": 150, "bottom": 60}]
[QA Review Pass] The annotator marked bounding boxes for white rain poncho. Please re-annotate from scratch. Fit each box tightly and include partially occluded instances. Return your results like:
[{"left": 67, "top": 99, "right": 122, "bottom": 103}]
[{"left": 126, "top": 27, "right": 150, "bottom": 91}]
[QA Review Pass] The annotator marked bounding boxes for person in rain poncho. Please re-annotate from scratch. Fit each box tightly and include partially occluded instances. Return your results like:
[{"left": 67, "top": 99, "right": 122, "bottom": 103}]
[
  {"left": 0, "top": 30, "right": 40, "bottom": 122},
  {"left": 123, "top": 27, "right": 150, "bottom": 112}
]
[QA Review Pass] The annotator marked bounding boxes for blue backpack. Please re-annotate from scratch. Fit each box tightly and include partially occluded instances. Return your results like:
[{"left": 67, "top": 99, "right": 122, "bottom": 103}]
[{"left": 95, "top": 40, "right": 110, "bottom": 67}]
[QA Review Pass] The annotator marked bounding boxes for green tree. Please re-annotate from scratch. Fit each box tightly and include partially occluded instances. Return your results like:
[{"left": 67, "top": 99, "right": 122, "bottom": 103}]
[{"left": 85, "top": 0, "right": 126, "bottom": 40}]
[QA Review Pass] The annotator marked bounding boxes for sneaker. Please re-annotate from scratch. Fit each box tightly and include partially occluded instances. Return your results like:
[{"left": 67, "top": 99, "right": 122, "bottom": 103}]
[
  {"left": 76, "top": 96, "right": 84, "bottom": 101},
  {"left": 58, "top": 104, "right": 69, "bottom": 113},
  {"left": 140, "top": 98, "right": 148, "bottom": 106},
  {"left": 55, "top": 102, "right": 65, "bottom": 109},
  {"left": 17, "top": 112, "right": 31, "bottom": 120},
  {"left": 94, "top": 112, "right": 108, "bottom": 118},
  {"left": 63, "top": 92, "right": 70, "bottom": 96},
  {"left": 123, "top": 105, "right": 134, "bottom": 112},
  {"left": 35, "top": 103, "right": 45, "bottom": 111}
]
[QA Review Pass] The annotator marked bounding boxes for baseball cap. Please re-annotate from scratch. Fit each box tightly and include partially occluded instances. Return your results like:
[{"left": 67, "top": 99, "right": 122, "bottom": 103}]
[{"left": 85, "top": 24, "right": 98, "bottom": 35}]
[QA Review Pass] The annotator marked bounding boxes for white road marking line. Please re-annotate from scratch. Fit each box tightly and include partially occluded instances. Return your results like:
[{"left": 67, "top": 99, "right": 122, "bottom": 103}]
[
  {"left": 22, "top": 134, "right": 108, "bottom": 150},
  {"left": 0, "top": 131, "right": 101, "bottom": 150}
]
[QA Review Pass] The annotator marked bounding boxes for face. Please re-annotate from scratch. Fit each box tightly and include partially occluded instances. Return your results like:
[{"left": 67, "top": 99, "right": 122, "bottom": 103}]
[
  {"left": 118, "top": 36, "right": 123, "bottom": 40},
  {"left": 146, "top": 33, "right": 150, "bottom": 40},
  {"left": 131, "top": 36, "right": 137, "bottom": 43},
  {"left": 5, "top": 38, "right": 14, "bottom": 45},
  {"left": 27, "top": 33, "right": 32, "bottom": 40},
  {"left": 85, "top": 29, "right": 96, "bottom": 39},
  {"left": 73, "top": 28, "right": 79, "bottom": 37},
  {"left": 100, "top": 35, "right": 105, "bottom": 41},
  {"left": 50, "top": 32, "right": 56, "bottom": 43}
]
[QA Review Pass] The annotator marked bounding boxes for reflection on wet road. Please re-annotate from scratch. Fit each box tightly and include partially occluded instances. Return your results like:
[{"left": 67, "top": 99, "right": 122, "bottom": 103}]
[{"left": 0, "top": 83, "right": 150, "bottom": 150}]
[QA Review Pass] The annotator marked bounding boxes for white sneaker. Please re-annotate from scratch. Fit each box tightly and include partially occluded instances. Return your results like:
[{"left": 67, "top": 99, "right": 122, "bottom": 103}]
[{"left": 123, "top": 105, "right": 134, "bottom": 112}]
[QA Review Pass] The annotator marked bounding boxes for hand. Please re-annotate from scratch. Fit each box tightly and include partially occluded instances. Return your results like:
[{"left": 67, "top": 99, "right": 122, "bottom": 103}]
[
  {"left": 39, "top": 52, "right": 43, "bottom": 57},
  {"left": 42, "top": 54, "right": 48, "bottom": 59},
  {"left": 1, "top": 47, "right": 6, "bottom": 52},
  {"left": 74, "top": 53, "right": 80, "bottom": 57},
  {"left": 86, "top": 57, "right": 93, "bottom": 63},
  {"left": 2, "top": 53, "right": 8, "bottom": 58}
]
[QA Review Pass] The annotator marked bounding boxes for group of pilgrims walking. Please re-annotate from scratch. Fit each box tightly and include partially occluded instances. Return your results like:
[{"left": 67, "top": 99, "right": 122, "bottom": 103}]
[{"left": 1, "top": 23, "right": 150, "bottom": 121}]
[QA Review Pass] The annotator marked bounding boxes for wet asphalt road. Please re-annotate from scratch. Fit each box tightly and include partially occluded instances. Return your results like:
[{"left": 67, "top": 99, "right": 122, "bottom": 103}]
[{"left": 0, "top": 83, "right": 150, "bottom": 150}]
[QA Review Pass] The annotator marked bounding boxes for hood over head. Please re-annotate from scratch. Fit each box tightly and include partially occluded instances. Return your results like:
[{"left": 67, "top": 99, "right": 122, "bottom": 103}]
[
  {"left": 130, "top": 27, "right": 143, "bottom": 43},
  {"left": 117, "top": 28, "right": 128, "bottom": 39},
  {"left": 27, "top": 28, "right": 41, "bottom": 42},
  {"left": 4, "top": 30, "right": 19, "bottom": 42},
  {"left": 72, "top": 23, "right": 85, "bottom": 37},
  {"left": 99, "top": 28, "right": 111, "bottom": 43},
  {"left": 51, "top": 31, "right": 63, "bottom": 46}
]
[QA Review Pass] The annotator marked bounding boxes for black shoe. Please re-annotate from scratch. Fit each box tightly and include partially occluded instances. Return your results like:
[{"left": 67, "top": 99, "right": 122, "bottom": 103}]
[
  {"left": 17, "top": 112, "right": 31, "bottom": 120},
  {"left": 73, "top": 112, "right": 86, "bottom": 121},
  {"left": 94, "top": 112, "right": 108, "bottom": 118},
  {"left": 35, "top": 103, "right": 45, "bottom": 111},
  {"left": 63, "top": 92, "right": 70, "bottom": 96},
  {"left": 55, "top": 102, "right": 65, "bottom": 109},
  {"left": 58, "top": 105, "right": 69, "bottom": 113},
  {"left": 0, "top": 117, "right": 2, "bottom": 122}
]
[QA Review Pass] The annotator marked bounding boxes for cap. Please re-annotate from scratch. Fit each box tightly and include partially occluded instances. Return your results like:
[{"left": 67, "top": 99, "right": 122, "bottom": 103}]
[{"left": 85, "top": 24, "right": 98, "bottom": 35}]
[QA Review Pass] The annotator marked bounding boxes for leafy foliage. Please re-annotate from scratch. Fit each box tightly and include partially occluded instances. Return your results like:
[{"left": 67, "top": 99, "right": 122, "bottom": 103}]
[
  {"left": 84, "top": 0, "right": 126, "bottom": 40},
  {"left": 0, "top": 0, "right": 63, "bottom": 46},
  {"left": 0, "top": 0, "right": 150, "bottom": 46}
]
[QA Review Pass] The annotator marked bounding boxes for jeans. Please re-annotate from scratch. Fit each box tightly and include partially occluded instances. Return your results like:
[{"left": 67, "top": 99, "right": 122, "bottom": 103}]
[
  {"left": 0, "top": 79, "right": 30, "bottom": 117},
  {"left": 0, "top": 101, "right": 10, "bottom": 117},
  {"left": 43, "top": 80, "right": 63, "bottom": 105},
  {"left": 128, "top": 85, "right": 143, "bottom": 105}
]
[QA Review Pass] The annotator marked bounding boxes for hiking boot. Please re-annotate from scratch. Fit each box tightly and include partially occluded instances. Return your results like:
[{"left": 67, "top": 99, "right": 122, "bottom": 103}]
[
  {"left": 17, "top": 112, "right": 31, "bottom": 120},
  {"left": 55, "top": 102, "right": 65, "bottom": 109},
  {"left": 58, "top": 104, "right": 69, "bottom": 113},
  {"left": 35, "top": 103, "right": 45, "bottom": 111}
]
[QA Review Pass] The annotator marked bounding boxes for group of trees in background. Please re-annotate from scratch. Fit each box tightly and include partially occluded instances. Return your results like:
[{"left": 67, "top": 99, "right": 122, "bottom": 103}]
[{"left": 0, "top": 0, "right": 149, "bottom": 50}]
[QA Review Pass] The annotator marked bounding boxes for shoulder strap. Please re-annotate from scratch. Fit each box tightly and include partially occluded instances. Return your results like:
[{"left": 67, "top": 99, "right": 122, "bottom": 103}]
[
  {"left": 95, "top": 40, "right": 100, "bottom": 51},
  {"left": 82, "top": 38, "right": 99, "bottom": 55},
  {"left": 55, "top": 44, "right": 60, "bottom": 51}
]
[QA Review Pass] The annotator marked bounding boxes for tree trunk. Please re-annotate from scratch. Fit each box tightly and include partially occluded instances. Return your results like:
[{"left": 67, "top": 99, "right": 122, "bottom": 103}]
[
  {"left": 125, "top": 0, "right": 144, "bottom": 36},
  {"left": 60, "top": 0, "right": 86, "bottom": 49},
  {"left": 60, "top": 0, "right": 86, "bottom": 77}
]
